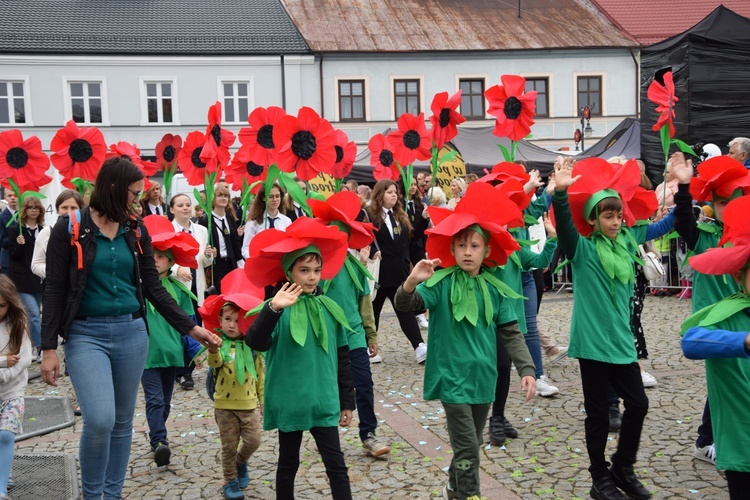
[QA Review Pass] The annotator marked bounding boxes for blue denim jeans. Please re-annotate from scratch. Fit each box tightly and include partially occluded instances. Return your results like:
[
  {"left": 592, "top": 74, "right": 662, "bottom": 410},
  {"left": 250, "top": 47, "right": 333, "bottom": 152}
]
[
  {"left": 64, "top": 315, "right": 149, "bottom": 500},
  {"left": 349, "top": 347, "right": 377, "bottom": 441},
  {"left": 522, "top": 271, "right": 544, "bottom": 379},
  {"left": 140, "top": 367, "right": 176, "bottom": 449},
  {"left": 19, "top": 292, "right": 42, "bottom": 349}
]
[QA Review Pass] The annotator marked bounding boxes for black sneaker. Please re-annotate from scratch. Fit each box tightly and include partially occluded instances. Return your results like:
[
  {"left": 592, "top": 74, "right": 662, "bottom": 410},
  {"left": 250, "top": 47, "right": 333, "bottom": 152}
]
[
  {"left": 153, "top": 442, "right": 171, "bottom": 467},
  {"left": 591, "top": 474, "right": 626, "bottom": 500},
  {"left": 502, "top": 417, "right": 519, "bottom": 439},
  {"left": 610, "top": 465, "right": 652, "bottom": 499},
  {"left": 608, "top": 403, "right": 622, "bottom": 433},
  {"left": 488, "top": 415, "right": 506, "bottom": 445},
  {"left": 180, "top": 373, "right": 195, "bottom": 389}
]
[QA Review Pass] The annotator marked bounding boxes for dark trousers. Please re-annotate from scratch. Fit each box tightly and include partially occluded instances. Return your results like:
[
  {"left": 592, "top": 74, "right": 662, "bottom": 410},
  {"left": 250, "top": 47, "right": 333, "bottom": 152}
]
[
  {"left": 491, "top": 333, "right": 511, "bottom": 418},
  {"left": 140, "top": 367, "right": 176, "bottom": 449},
  {"left": 211, "top": 257, "right": 236, "bottom": 294},
  {"left": 372, "top": 285, "right": 424, "bottom": 349},
  {"left": 696, "top": 398, "right": 713, "bottom": 448},
  {"left": 277, "top": 427, "right": 351, "bottom": 499},
  {"left": 579, "top": 359, "right": 649, "bottom": 477},
  {"left": 443, "top": 403, "right": 491, "bottom": 498},
  {"left": 726, "top": 470, "right": 750, "bottom": 499},
  {"left": 350, "top": 347, "right": 377, "bottom": 441}
]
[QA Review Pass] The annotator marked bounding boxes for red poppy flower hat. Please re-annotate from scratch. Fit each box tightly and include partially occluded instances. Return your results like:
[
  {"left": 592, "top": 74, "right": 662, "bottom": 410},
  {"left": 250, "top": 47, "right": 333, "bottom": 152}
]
[
  {"left": 308, "top": 191, "right": 375, "bottom": 250},
  {"left": 199, "top": 269, "right": 265, "bottom": 334},
  {"left": 689, "top": 156, "right": 750, "bottom": 203},
  {"left": 244, "top": 216, "right": 349, "bottom": 288},
  {"left": 141, "top": 215, "right": 199, "bottom": 268},
  {"left": 567, "top": 158, "right": 658, "bottom": 237},
  {"left": 689, "top": 195, "right": 750, "bottom": 276},
  {"left": 477, "top": 162, "right": 530, "bottom": 186},
  {"left": 425, "top": 182, "right": 524, "bottom": 268}
]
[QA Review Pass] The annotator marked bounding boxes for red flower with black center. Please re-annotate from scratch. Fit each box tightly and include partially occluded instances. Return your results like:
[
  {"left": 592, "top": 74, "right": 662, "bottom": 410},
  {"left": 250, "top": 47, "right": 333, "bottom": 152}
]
[
  {"left": 155, "top": 133, "right": 182, "bottom": 169},
  {"left": 238, "top": 106, "right": 286, "bottom": 167},
  {"left": 200, "top": 102, "right": 236, "bottom": 170},
  {"left": 0, "top": 130, "right": 51, "bottom": 192},
  {"left": 50, "top": 119, "right": 107, "bottom": 185},
  {"left": 225, "top": 145, "right": 267, "bottom": 192},
  {"left": 107, "top": 141, "right": 157, "bottom": 176},
  {"left": 368, "top": 134, "right": 399, "bottom": 181},
  {"left": 429, "top": 91, "right": 466, "bottom": 149},
  {"left": 178, "top": 131, "right": 215, "bottom": 186},
  {"left": 485, "top": 75, "right": 537, "bottom": 142},
  {"left": 331, "top": 129, "right": 357, "bottom": 180},
  {"left": 273, "top": 106, "right": 337, "bottom": 182},
  {"left": 388, "top": 112, "right": 431, "bottom": 166},
  {"left": 647, "top": 68, "right": 678, "bottom": 139}
]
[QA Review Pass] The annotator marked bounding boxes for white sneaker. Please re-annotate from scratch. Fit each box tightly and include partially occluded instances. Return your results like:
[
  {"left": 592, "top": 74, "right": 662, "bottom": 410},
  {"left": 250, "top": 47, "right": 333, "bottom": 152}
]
[
  {"left": 369, "top": 354, "right": 383, "bottom": 364},
  {"left": 417, "top": 314, "right": 429, "bottom": 329},
  {"left": 641, "top": 371, "right": 657, "bottom": 388},
  {"left": 694, "top": 443, "right": 716, "bottom": 464},
  {"left": 535, "top": 375, "right": 560, "bottom": 397},
  {"left": 415, "top": 343, "right": 427, "bottom": 364},
  {"left": 548, "top": 345, "right": 568, "bottom": 364}
]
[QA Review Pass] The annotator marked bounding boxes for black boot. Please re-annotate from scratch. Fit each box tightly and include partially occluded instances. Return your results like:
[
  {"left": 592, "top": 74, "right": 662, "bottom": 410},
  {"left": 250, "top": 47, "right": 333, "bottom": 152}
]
[
  {"left": 180, "top": 372, "right": 195, "bottom": 389},
  {"left": 608, "top": 403, "right": 622, "bottom": 433},
  {"left": 591, "top": 473, "right": 626, "bottom": 500},
  {"left": 488, "top": 415, "right": 506, "bottom": 445},
  {"left": 610, "top": 464, "right": 652, "bottom": 499},
  {"left": 502, "top": 417, "right": 519, "bottom": 439}
]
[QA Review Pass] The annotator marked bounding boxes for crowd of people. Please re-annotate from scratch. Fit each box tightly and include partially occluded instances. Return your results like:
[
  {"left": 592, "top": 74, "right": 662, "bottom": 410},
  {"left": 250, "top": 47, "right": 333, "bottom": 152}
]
[{"left": 1, "top": 139, "right": 750, "bottom": 500}]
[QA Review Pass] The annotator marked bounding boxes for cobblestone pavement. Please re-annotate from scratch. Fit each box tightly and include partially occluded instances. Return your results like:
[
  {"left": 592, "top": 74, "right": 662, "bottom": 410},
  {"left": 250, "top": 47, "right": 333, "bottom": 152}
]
[{"left": 18, "top": 293, "right": 728, "bottom": 499}]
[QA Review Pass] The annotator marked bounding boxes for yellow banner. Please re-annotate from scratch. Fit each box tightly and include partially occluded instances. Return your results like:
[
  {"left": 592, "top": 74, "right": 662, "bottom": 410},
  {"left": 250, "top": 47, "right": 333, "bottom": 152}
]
[
  {"left": 435, "top": 145, "right": 466, "bottom": 199},
  {"left": 307, "top": 172, "right": 337, "bottom": 199}
]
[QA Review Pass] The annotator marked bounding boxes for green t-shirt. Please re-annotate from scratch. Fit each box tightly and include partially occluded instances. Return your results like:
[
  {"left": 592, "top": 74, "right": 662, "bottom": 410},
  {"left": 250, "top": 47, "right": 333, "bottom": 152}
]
[
  {"left": 263, "top": 296, "right": 349, "bottom": 432},
  {"left": 144, "top": 277, "right": 194, "bottom": 369},
  {"left": 691, "top": 225, "right": 740, "bottom": 313},
  {"left": 416, "top": 269, "right": 515, "bottom": 404},
  {"left": 321, "top": 257, "right": 370, "bottom": 351}
]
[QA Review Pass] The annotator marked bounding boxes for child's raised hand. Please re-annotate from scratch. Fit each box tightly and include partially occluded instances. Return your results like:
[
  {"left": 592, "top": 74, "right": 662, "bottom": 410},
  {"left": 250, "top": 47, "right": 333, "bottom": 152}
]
[
  {"left": 553, "top": 156, "right": 580, "bottom": 191},
  {"left": 339, "top": 409, "right": 352, "bottom": 427},
  {"left": 405, "top": 258, "right": 441, "bottom": 291},
  {"left": 669, "top": 152, "right": 694, "bottom": 185},
  {"left": 270, "top": 282, "right": 303, "bottom": 310},
  {"left": 521, "top": 375, "right": 536, "bottom": 401},
  {"left": 545, "top": 172, "right": 557, "bottom": 195},
  {"left": 524, "top": 169, "right": 544, "bottom": 193},
  {"left": 542, "top": 212, "right": 556, "bottom": 238}
]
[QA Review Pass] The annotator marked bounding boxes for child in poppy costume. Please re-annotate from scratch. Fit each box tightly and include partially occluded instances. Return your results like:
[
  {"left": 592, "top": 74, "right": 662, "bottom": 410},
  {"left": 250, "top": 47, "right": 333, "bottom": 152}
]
[
  {"left": 551, "top": 157, "right": 670, "bottom": 500},
  {"left": 680, "top": 194, "right": 750, "bottom": 498},
  {"left": 669, "top": 152, "right": 750, "bottom": 464},
  {"left": 309, "top": 191, "right": 391, "bottom": 458},
  {"left": 138, "top": 215, "right": 200, "bottom": 467},
  {"left": 244, "top": 217, "right": 356, "bottom": 500},
  {"left": 199, "top": 271, "right": 265, "bottom": 499},
  {"left": 394, "top": 182, "right": 536, "bottom": 500}
]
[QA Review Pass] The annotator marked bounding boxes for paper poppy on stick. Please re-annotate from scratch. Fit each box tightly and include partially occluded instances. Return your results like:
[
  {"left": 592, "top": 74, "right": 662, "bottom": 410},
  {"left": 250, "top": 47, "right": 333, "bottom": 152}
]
[
  {"left": 0, "top": 130, "right": 52, "bottom": 193},
  {"left": 689, "top": 156, "right": 750, "bottom": 202},
  {"left": 689, "top": 195, "right": 750, "bottom": 276},
  {"left": 200, "top": 102, "right": 236, "bottom": 170},
  {"left": 388, "top": 112, "right": 431, "bottom": 166},
  {"left": 647, "top": 68, "right": 678, "bottom": 139},
  {"left": 238, "top": 106, "right": 286, "bottom": 167},
  {"left": 107, "top": 141, "right": 157, "bottom": 176},
  {"left": 429, "top": 91, "right": 465, "bottom": 150},
  {"left": 142, "top": 214, "right": 199, "bottom": 268},
  {"left": 368, "top": 134, "right": 399, "bottom": 181},
  {"left": 155, "top": 134, "right": 182, "bottom": 169},
  {"left": 225, "top": 146, "right": 267, "bottom": 193},
  {"left": 309, "top": 191, "right": 375, "bottom": 250},
  {"left": 485, "top": 75, "right": 537, "bottom": 142},
  {"left": 50, "top": 120, "right": 107, "bottom": 186},
  {"left": 244, "top": 217, "right": 348, "bottom": 288},
  {"left": 178, "top": 131, "right": 213, "bottom": 186},
  {"left": 331, "top": 129, "right": 357, "bottom": 180},
  {"left": 425, "top": 182, "right": 524, "bottom": 268},
  {"left": 273, "top": 107, "right": 337, "bottom": 181}
]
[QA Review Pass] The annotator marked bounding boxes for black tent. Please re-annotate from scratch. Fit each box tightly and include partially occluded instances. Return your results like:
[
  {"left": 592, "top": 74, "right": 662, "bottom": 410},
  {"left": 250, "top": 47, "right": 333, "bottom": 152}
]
[
  {"left": 640, "top": 6, "right": 750, "bottom": 183},
  {"left": 346, "top": 118, "right": 642, "bottom": 184}
]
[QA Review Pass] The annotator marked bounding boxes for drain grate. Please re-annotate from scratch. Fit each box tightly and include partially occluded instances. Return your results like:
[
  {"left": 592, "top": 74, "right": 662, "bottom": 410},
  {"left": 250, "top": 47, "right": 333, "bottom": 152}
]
[
  {"left": 10, "top": 453, "right": 79, "bottom": 500},
  {"left": 16, "top": 396, "right": 75, "bottom": 442}
]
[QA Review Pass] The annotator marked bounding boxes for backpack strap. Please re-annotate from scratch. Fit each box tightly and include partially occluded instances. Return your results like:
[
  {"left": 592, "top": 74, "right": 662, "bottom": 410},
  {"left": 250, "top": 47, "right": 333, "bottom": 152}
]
[
  {"left": 68, "top": 209, "right": 83, "bottom": 271},
  {"left": 130, "top": 214, "right": 143, "bottom": 255}
]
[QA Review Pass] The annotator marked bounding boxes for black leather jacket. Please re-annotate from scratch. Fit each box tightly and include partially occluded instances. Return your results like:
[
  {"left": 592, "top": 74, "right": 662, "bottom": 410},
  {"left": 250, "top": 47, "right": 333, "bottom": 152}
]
[{"left": 41, "top": 207, "right": 196, "bottom": 350}]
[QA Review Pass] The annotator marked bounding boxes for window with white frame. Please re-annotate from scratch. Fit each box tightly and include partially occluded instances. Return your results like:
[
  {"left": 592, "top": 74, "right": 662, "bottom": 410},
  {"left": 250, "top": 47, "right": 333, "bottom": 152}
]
[
  {"left": 459, "top": 79, "right": 485, "bottom": 120},
  {"left": 525, "top": 78, "right": 549, "bottom": 117},
  {"left": 222, "top": 81, "right": 251, "bottom": 123},
  {"left": 394, "top": 79, "right": 420, "bottom": 117},
  {"left": 68, "top": 81, "right": 103, "bottom": 124},
  {"left": 0, "top": 81, "right": 27, "bottom": 125},
  {"left": 577, "top": 76, "right": 602, "bottom": 116},
  {"left": 338, "top": 80, "right": 365, "bottom": 122},
  {"left": 145, "top": 81, "right": 174, "bottom": 124}
]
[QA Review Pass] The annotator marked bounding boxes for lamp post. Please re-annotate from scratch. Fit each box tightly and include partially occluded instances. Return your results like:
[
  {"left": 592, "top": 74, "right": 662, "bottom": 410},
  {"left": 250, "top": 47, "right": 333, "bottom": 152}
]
[{"left": 579, "top": 105, "right": 592, "bottom": 152}]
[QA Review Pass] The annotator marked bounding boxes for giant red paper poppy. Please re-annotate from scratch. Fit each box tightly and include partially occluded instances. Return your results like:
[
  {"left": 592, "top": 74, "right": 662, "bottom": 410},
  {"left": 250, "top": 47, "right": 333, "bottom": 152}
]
[
  {"left": 200, "top": 102, "right": 236, "bottom": 171},
  {"left": 485, "top": 75, "right": 537, "bottom": 142},
  {"left": 308, "top": 191, "right": 375, "bottom": 250},
  {"left": 244, "top": 217, "right": 348, "bottom": 288},
  {"left": 0, "top": 130, "right": 51, "bottom": 193},
  {"left": 689, "top": 156, "right": 750, "bottom": 202},
  {"left": 107, "top": 141, "right": 157, "bottom": 176},
  {"left": 142, "top": 214, "right": 199, "bottom": 268},
  {"left": 238, "top": 106, "right": 286, "bottom": 167},
  {"left": 388, "top": 112, "right": 431, "bottom": 166},
  {"left": 50, "top": 120, "right": 107, "bottom": 185},
  {"left": 426, "top": 182, "right": 523, "bottom": 268},
  {"left": 273, "top": 107, "right": 337, "bottom": 182},
  {"left": 476, "top": 161, "right": 530, "bottom": 186},
  {"left": 199, "top": 269, "right": 265, "bottom": 333},
  {"left": 690, "top": 195, "right": 750, "bottom": 276},
  {"left": 647, "top": 69, "right": 678, "bottom": 139},
  {"left": 368, "top": 134, "right": 399, "bottom": 181},
  {"left": 331, "top": 129, "right": 357, "bottom": 180},
  {"left": 178, "top": 131, "right": 214, "bottom": 186},
  {"left": 225, "top": 146, "right": 267, "bottom": 192},
  {"left": 567, "top": 158, "right": 657, "bottom": 237},
  {"left": 155, "top": 133, "right": 182, "bottom": 169},
  {"left": 496, "top": 178, "right": 532, "bottom": 211},
  {"left": 429, "top": 91, "right": 466, "bottom": 149}
]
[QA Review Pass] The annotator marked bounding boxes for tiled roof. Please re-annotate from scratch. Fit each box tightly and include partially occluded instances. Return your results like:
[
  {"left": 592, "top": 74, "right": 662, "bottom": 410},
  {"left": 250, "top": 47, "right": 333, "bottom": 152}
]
[
  {"left": 279, "top": 0, "right": 636, "bottom": 52},
  {"left": 0, "top": 0, "right": 310, "bottom": 55},
  {"left": 592, "top": 0, "right": 750, "bottom": 45}
]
